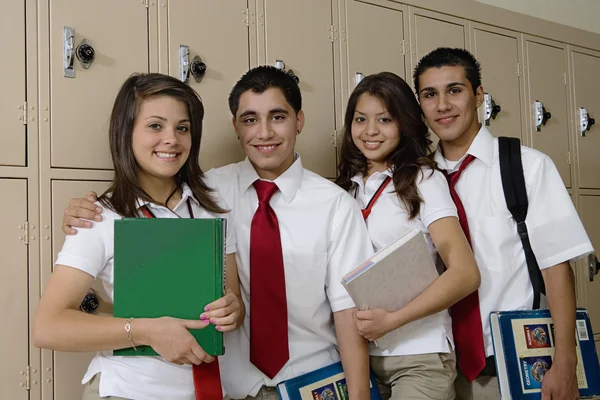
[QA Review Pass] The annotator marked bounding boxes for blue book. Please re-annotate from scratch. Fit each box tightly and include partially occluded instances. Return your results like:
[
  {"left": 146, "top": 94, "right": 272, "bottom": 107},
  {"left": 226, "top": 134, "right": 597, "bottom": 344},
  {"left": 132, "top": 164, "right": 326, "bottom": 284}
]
[
  {"left": 276, "top": 362, "right": 382, "bottom": 400},
  {"left": 490, "top": 308, "right": 600, "bottom": 399}
]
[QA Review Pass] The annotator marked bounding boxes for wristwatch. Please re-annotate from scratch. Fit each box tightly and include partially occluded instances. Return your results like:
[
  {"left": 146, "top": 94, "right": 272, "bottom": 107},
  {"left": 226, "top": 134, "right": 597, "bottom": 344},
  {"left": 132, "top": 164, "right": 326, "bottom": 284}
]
[{"left": 80, "top": 289, "right": 99, "bottom": 314}]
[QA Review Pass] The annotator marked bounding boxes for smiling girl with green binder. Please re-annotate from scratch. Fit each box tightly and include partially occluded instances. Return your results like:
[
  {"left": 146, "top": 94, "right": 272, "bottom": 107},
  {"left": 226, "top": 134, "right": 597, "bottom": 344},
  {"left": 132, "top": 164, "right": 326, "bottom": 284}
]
[{"left": 32, "top": 73, "right": 244, "bottom": 400}]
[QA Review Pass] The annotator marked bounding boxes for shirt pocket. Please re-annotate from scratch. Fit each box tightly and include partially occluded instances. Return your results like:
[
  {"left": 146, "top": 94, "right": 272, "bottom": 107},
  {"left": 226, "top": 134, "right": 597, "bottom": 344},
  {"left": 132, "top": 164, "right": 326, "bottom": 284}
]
[
  {"left": 284, "top": 250, "right": 328, "bottom": 308},
  {"left": 470, "top": 216, "right": 519, "bottom": 272}
]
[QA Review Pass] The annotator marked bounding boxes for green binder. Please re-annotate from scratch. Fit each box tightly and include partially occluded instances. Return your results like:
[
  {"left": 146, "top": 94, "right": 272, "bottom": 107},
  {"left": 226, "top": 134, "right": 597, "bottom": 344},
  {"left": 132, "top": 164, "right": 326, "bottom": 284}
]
[{"left": 112, "top": 218, "right": 226, "bottom": 357}]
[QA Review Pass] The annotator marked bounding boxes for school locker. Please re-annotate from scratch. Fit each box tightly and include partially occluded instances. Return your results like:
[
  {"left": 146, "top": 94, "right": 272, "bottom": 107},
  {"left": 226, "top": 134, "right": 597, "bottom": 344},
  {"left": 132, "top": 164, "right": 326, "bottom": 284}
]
[
  {"left": 579, "top": 195, "right": 600, "bottom": 337},
  {"left": 523, "top": 37, "right": 572, "bottom": 188},
  {"left": 0, "top": 179, "right": 30, "bottom": 400},
  {"left": 471, "top": 24, "right": 524, "bottom": 141},
  {"left": 48, "top": 0, "right": 149, "bottom": 170},
  {"left": 261, "top": 0, "right": 339, "bottom": 178},
  {"left": 344, "top": 0, "right": 409, "bottom": 91},
  {"left": 572, "top": 48, "right": 600, "bottom": 190},
  {"left": 47, "top": 180, "right": 111, "bottom": 400},
  {"left": 0, "top": 0, "right": 27, "bottom": 166},
  {"left": 164, "top": 0, "right": 248, "bottom": 171}
]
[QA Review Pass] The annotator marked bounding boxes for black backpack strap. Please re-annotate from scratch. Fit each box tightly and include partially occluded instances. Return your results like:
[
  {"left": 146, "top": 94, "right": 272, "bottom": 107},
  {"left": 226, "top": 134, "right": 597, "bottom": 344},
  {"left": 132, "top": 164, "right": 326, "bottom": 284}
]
[{"left": 498, "top": 137, "right": 546, "bottom": 309}]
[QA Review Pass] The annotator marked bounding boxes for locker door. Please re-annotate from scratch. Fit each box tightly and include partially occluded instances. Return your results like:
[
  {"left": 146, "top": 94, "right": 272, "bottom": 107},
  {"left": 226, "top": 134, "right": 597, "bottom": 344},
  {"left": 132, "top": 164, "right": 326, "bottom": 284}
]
[
  {"left": 0, "top": 179, "right": 29, "bottom": 400},
  {"left": 409, "top": 8, "right": 467, "bottom": 80},
  {"left": 262, "top": 0, "right": 337, "bottom": 178},
  {"left": 0, "top": 1, "right": 26, "bottom": 166},
  {"left": 579, "top": 195, "right": 600, "bottom": 336},
  {"left": 166, "top": 1, "right": 248, "bottom": 171},
  {"left": 572, "top": 50, "right": 600, "bottom": 189},
  {"left": 524, "top": 39, "right": 571, "bottom": 188},
  {"left": 472, "top": 25, "right": 523, "bottom": 140},
  {"left": 50, "top": 180, "right": 111, "bottom": 400},
  {"left": 49, "top": 1, "right": 149, "bottom": 170},
  {"left": 346, "top": 0, "right": 407, "bottom": 90}
]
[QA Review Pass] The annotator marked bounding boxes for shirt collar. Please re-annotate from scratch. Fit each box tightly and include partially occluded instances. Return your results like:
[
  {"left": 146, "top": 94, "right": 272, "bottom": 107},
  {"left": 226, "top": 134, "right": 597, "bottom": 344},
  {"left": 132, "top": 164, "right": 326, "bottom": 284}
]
[
  {"left": 135, "top": 182, "right": 199, "bottom": 210},
  {"left": 434, "top": 124, "right": 495, "bottom": 172},
  {"left": 350, "top": 168, "right": 393, "bottom": 189},
  {"left": 239, "top": 152, "right": 304, "bottom": 203}
]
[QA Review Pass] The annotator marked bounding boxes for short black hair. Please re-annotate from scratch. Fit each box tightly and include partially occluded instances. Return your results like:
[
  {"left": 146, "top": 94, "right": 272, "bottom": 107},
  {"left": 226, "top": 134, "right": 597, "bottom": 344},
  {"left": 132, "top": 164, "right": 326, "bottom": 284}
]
[
  {"left": 413, "top": 47, "right": 482, "bottom": 95},
  {"left": 228, "top": 65, "right": 302, "bottom": 117}
]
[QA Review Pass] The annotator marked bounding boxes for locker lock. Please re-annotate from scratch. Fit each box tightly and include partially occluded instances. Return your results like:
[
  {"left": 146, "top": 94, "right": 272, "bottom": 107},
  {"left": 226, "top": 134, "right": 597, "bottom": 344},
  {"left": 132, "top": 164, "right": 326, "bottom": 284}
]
[
  {"left": 534, "top": 101, "right": 551, "bottom": 131},
  {"left": 579, "top": 107, "right": 596, "bottom": 137},
  {"left": 588, "top": 254, "right": 600, "bottom": 282},
  {"left": 483, "top": 93, "right": 501, "bottom": 126},
  {"left": 355, "top": 72, "right": 365, "bottom": 86},
  {"left": 76, "top": 39, "right": 95, "bottom": 69},
  {"left": 190, "top": 56, "right": 207, "bottom": 83},
  {"left": 274, "top": 59, "right": 300, "bottom": 84}
]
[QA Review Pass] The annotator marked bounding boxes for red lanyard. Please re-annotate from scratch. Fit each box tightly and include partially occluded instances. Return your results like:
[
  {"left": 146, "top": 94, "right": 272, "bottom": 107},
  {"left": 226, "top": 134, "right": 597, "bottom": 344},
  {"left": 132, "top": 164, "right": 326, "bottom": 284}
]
[
  {"left": 358, "top": 176, "right": 392, "bottom": 221},
  {"left": 139, "top": 197, "right": 223, "bottom": 400}
]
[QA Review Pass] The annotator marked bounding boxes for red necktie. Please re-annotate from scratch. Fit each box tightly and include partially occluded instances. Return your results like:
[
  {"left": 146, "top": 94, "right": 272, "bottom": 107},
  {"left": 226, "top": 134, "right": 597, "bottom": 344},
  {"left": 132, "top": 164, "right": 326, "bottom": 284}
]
[
  {"left": 250, "top": 180, "right": 289, "bottom": 378},
  {"left": 443, "top": 154, "right": 486, "bottom": 382}
]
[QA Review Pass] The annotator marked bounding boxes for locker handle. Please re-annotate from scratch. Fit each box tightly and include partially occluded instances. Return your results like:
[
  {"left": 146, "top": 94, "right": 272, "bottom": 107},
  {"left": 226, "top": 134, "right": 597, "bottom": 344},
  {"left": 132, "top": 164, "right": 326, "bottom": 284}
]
[
  {"left": 355, "top": 72, "right": 364, "bottom": 86},
  {"left": 274, "top": 59, "right": 300, "bottom": 84},
  {"left": 534, "top": 101, "right": 551, "bottom": 131},
  {"left": 180, "top": 45, "right": 190, "bottom": 83},
  {"left": 63, "top": 26, "right": 75, "bottom": 78},
  {"left": 588, "top": 254, "right": 600, "bottom": 281},
  {"left": 579, "top": 107, "right": 596, "bottom": 137},
  {"left": 484, "top": 93, "right": 502, "bottom": 126}
]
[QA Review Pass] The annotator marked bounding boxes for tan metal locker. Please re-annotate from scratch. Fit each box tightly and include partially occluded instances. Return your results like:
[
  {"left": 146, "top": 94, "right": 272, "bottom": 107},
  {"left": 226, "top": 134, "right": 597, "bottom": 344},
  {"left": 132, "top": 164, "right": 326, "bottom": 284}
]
[
  {"left": 408, "top": 8, "right": 467, "bottom": 80},
  {"left": 523, "top": 38, "right": 571, "bottom": 188},
  {"left": 0, "top": 179, "right": 29, "bottom": 400},
  {"left": 49, "top": 1, "right": 149, "bottom": 170},
  {"left": 165, "top": 1, "right": 247, "bottom": 172},
  {"left": 579, "top": 195, "right": 600, "bottom": 335},
  {"left": 345, "top": 0, "right": 408, "bottom": 89},
  {"left": 572, "top": 49, "right": 600, "bottom": 189},
  {"left": 49, "top": 180, "right": 111, "bottom": 400},
  {"left": 262, "top": 0, "right": 338, "bottom": 178},
  {"left": 471, "top": 25, "right": 523, "bottom": 141},
  {"left": 1, "top": 1, "right": 27, "bottom": 166}
]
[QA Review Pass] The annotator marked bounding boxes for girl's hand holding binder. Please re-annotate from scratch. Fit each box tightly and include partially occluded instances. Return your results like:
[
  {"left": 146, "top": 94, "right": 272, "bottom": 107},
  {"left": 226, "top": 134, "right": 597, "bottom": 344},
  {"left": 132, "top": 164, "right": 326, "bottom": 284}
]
[
  {"left": 200, "top": 288, "right": 244, "bottom": 332},
  {"left": 354, "top": 308, "right": 398, "bottom": 341},
  {"left": 136, "top": 316, "right": 215, "bottom": 365}
]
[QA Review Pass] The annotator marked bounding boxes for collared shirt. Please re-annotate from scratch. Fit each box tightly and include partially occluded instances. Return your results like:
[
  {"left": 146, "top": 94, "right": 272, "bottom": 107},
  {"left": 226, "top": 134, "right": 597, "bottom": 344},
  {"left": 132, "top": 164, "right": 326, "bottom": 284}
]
[
  {"left": 55, "top": 183, "right": 236, "bottom": 400},
  {"left": 205, "top": 155, "right": 374, "bottom": 399},
  {"left": 434, "top": 125, "right": 594, "bottom": 357},
  {"left": 351, "top": 168, "right": 458, "bottom": 357}
]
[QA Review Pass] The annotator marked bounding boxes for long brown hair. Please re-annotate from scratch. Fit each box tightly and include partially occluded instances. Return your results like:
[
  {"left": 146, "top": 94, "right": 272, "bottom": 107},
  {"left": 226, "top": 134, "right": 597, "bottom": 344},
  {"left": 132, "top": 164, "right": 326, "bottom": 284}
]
[
  {"left": 99, "top": 73, "right": 226, "bottom": 217},
  {"left": 336, "top": 72, "right": 436, "bottom": 219}
]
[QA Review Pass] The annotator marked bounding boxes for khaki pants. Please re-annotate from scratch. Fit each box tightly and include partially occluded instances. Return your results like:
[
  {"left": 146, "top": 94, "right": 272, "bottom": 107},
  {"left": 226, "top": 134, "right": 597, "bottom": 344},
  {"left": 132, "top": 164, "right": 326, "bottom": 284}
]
[
  {"left": 454, "top": 369, "right": 499, "bottom": 400},
  {"left": 371, "top": 350, "right": 457, "bottom": 400},
  {"left": 81, "top": 374, "right": 130, "bottom": 400},
  {"left": 242, "top": 385, "right": 279, "bottom": 400}
]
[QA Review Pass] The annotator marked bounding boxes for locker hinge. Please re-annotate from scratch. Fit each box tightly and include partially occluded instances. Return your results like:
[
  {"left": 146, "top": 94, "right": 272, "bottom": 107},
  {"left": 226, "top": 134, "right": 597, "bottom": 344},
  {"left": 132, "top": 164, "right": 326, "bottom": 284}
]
[
  {"left": 567, "top": 151, "right": 572, "bottom": 165},
  {"left": 563, "top": 72, "right": 568, "bottom": 85},
  {"left": 242, "top": 8, "right": 249, "bottom": 27},
  {"left": 22, "top": 101, "right": 28, "bottom": 125},
  {"left": 328, "top": 25, "right": 336, "bottom": 42},
  {"left": 516, "top": 63, "right": 521, "bottom": 77},
  {"left": 401, "top": 40, "right": 407, "bottom": 56},
  {"left": 143, "top": 0, "right": 149, "bottom": 8},
  {"left": 23, "top": 221, "right": 29, "bottom": 245},
  {"left": 24, "top": 365, "right": 31, "bottom": 390}
]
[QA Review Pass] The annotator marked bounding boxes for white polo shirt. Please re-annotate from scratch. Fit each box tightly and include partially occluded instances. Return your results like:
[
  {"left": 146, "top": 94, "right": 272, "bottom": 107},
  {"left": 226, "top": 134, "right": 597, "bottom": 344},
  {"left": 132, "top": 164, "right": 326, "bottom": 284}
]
[
  {"left": 55, "top": 183, "right": 236, "bottom": 400},
  {"left": 434, "top": 125, "right": 594, "bottom": 357},
  {"left": 351, "top": 168, "right": 458, "bottom": 357},
  {"left": 205, "top": 155, "right": 374, "bottom": 399}
]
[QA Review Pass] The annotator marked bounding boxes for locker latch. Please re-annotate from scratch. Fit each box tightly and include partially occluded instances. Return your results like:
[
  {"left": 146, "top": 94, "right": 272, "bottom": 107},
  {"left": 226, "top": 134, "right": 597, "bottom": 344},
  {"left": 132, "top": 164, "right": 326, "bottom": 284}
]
[
  {"left": 274, "top": 60, "right": 300, "bottom": 84},
  {"left": 483, "top": 93, "right": 501, "bottom": 126},
  {"left": 534, "top": 101, "right": 552, "bottom": 131},
  {"left": 355, "top": 72, "right": 364, "bottom": 86},
  {"left": 180, "top": 45, "right": 190, "bottom": 83},
  {"left": 579, "top": 107, "right": 596, "bottom": 137},
  {"left": 588, "top": 254, "right": 600, "bottom": 281},
  {"left": 63, "top": 27, "right": 75, "bottom": 78}
]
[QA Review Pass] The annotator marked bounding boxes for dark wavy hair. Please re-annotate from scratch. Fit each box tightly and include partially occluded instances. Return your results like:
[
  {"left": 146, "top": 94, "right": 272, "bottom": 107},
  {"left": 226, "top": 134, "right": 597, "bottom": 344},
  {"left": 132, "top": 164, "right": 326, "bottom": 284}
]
[
  {"left": 336, "top": 72, "right": 436, "bottom": 219},
  {"left": 99, "top": 73, "right": 226, "bottom": 217}
]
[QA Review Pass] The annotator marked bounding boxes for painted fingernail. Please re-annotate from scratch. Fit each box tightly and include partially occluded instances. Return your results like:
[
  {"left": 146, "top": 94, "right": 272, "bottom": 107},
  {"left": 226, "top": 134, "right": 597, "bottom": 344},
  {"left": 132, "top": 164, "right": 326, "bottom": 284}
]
[
  {"left": 216, "top": 326, "right": 222, "bottom": 331},
  {"left": 94, "top": 215, "right": 102, "bottom": 221},
  {"left": 85, "top": 221, "right": 92, "bottom": 228},
  {"left": 96, "top": 207, "right": 102, "bottom": 212},
  {"left": 204, "top": 306, "right": 211, "bottom": 311},
  {"left": 200, "top": 314, "right": 206, "bottom": 320},
  {"left": 210, "top": 318, "right": 216, "bottom": 324}
]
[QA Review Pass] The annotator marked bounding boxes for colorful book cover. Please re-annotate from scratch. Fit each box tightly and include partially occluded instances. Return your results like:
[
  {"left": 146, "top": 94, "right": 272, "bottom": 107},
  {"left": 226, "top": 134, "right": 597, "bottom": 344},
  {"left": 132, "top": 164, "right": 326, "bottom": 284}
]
[
  {"left": 276, "top": 362, "right": 381, "bottom": 400},
  {"left": 490, "top": 308, "right": 600, "bottom": 399}
]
